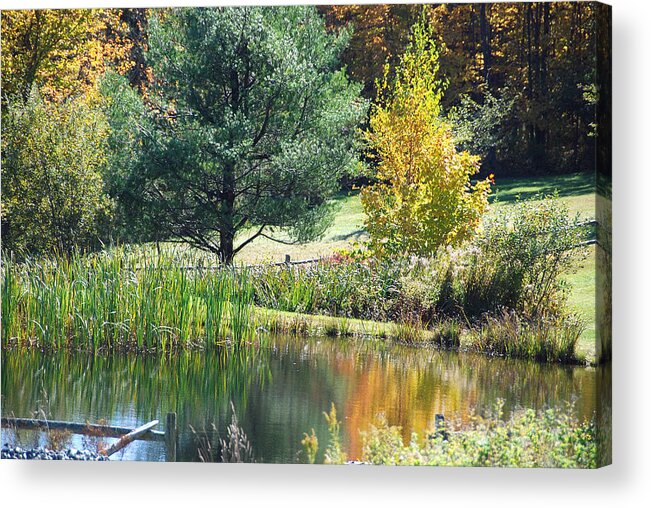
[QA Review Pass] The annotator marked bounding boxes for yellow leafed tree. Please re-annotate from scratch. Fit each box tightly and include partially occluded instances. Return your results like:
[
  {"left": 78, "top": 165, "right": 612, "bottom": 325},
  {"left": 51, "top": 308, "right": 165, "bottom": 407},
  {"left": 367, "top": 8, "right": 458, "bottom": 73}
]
[
  {"left": 361, "top": 12, "right": 493, "bottom": 259},
  {"left": 1, "top": 9, "right": 133, "bottom": 102}
]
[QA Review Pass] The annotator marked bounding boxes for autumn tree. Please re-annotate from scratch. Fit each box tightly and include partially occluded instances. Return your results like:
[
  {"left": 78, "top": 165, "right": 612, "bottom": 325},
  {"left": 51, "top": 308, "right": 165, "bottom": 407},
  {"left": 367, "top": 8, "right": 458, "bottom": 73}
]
[
  {"left": 115, "top": 7, "right": 366, "bottom": 264},
  {"left": 322, "top": 3, "right": 602, "bottom": 176},
  {"left": 361, "top": 13, "right": 492, "bottom": 259},
  {"left": 430, "top": 2, "right": 599, "bottom": 174},
  {"left": 318, "top": 4, "right": 421, "bottom": 98},
  {"left": 1, "top": 9, "right": 133, "bottom": 103}
]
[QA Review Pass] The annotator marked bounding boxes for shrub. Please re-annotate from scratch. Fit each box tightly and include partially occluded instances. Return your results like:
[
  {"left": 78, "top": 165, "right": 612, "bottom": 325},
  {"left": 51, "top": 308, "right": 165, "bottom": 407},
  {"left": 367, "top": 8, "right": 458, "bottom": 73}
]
[
  {"left": 460, "top": 195, "right": 587, "bottom": 318},
  {"left": 250, "top": 258, "right": 404, "bottom": 321},
  {"left": 249, "top": 195, "right": 587, "bottom": 329},
  {"left": 335, "top": 401, "right": 597, "bottom": 468},
  {"left": 1, "top": 90, "right": 113, "bottom": 258}
]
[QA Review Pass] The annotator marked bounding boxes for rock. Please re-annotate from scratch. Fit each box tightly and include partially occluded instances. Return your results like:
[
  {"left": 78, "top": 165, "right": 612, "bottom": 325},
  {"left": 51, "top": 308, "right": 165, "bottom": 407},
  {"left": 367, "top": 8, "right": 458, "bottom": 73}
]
[{"left": 0, "top": 445, "right": 109, "bottom": 461}]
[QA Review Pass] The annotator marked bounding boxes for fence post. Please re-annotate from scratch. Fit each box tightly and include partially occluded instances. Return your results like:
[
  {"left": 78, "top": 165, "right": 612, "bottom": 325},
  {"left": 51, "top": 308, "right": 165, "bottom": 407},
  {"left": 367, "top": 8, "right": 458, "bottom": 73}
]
[
  {"left": 166, "top": 412, "right": 177, "bottom": 462},
  {"left": 285, "top": 254, "right": 291, "bottom": 265},
  {"left": 435, "top": 414, "right": 448, "bottom": 440}
]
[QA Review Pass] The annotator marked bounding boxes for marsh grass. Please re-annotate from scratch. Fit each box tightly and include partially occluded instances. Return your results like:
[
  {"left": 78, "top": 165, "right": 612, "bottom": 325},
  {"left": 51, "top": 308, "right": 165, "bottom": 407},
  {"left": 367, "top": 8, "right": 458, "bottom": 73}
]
[
  {"left": 430, "top": 319, "right": 463, "bottom": 348},
  {"left": 467, "top": 310, "right": 584, "bottom": 363},
  {"left": 391, "top": 318, "right": 425, "bottom": 344},
  {"left": 1, "top": 248, "right": 256, "bottom": 352},
  {"left": 3, "top": 220, "right": 586, "bottom": 363}
]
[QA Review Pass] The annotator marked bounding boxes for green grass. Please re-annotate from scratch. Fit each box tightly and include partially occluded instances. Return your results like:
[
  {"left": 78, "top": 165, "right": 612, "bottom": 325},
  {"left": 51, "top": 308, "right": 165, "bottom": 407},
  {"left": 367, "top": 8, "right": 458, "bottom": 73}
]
[
  {"left": 1, "top": 250, "right": 257, "bottom": 351},
  {"left": 564, "top": 245, "right": 596, "bottom": 359},
  {"left": 490, "top": 172, "right": 596, "bottom": 219},
  {"left": 235, "top": 191, "right": 367, "bottom": 264},
  {"left": 255, "top": 306, "right": 395, "bottom": 340}
]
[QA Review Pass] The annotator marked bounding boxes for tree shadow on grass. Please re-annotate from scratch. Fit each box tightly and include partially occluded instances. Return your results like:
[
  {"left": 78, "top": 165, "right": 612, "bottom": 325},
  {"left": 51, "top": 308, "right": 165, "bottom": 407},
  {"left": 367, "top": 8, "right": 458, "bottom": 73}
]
[
  {"left": 489, "top": 172, "right": 596, "bottom": 205},
  {"left": 330, "top": 228, "right": 367, "bottom": 242}
]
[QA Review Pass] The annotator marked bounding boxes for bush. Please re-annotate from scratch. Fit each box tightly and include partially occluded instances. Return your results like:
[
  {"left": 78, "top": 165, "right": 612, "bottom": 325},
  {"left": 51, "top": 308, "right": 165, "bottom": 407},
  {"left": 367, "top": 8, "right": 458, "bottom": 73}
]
[
  {"left": 1, "top": 90, "right": 112, "bottom": 257},
  {"left": 326, "top": 401, "right": 597, "bottom": 468},
  {"left": 250, "top": 195, "right": 587, "bottom": 326},
  {"left": 459, "top": 196, "right": 587, "bottom": 318}
]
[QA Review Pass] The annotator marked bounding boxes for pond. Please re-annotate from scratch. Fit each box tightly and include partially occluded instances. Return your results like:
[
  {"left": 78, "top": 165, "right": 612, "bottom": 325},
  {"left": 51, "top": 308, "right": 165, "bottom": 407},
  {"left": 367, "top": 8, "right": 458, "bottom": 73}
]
[{"left": 1, "top": 334, "right": 610, "bottom": 463}]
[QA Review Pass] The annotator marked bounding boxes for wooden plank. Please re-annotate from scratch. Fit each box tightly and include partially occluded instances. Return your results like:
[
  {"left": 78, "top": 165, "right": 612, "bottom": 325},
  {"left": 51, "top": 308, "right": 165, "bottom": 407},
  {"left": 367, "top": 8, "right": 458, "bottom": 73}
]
[
  {"left": 1, "top": 417, "right": 165, "bottom": 442},
  {"left": 102, "top": 420, "right": 160, "bottom": 457}
]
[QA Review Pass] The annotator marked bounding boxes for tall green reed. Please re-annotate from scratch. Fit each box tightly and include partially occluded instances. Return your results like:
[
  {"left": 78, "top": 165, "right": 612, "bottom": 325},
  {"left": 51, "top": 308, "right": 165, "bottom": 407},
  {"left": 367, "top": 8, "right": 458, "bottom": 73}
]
[{"left": 1, "top": 248, "right": 256, "bottom": 352}]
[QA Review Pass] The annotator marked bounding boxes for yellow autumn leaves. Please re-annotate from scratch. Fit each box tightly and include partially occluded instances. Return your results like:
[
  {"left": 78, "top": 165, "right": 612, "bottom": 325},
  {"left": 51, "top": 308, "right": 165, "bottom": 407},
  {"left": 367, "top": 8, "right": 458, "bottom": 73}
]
[
  {"left": 1, "top": 9, "right": 133, "bottom": 102},
  {"left": 361, "top": 13, "right": 492, "bottom": 259}
]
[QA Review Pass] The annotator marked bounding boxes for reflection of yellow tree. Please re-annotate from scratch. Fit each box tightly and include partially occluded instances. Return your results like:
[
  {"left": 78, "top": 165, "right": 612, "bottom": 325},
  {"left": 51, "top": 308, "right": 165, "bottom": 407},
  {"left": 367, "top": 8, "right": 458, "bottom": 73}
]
[
  {"left": 316, "top": 340, "right": 600, "bottom": 460},
  {"left": 330, "top": 351, "right": 477, "bottom": 458}
]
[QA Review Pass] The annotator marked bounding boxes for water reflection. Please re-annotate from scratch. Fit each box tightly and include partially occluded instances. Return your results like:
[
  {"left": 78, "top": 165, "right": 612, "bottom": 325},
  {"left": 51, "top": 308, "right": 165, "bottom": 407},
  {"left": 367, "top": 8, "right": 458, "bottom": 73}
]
[{"left": 1, "top": 334, "right": 608, "bottom": 463}]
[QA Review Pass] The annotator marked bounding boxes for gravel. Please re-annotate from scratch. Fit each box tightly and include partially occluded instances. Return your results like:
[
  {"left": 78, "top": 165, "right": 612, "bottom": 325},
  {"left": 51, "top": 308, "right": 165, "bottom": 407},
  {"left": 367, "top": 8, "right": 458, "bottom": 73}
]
[{"left": 1, "top": 444, "right": 109, "bottom": 461}]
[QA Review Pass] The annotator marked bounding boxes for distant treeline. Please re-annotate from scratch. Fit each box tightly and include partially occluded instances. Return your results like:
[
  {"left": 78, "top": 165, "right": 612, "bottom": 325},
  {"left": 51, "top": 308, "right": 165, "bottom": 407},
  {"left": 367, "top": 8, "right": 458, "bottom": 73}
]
[
  {"left": 320, "top": 2, "right": 604, "bottom": 176},
  {"left": 3, "top": 4, "right": 605, "bottom": 178}
]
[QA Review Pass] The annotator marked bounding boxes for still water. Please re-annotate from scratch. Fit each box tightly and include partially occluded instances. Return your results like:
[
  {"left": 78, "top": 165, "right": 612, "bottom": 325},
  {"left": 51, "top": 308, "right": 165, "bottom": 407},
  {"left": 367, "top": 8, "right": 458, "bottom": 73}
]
[{"left": 1, "top": 334, "right": 609, "bottom": 463}]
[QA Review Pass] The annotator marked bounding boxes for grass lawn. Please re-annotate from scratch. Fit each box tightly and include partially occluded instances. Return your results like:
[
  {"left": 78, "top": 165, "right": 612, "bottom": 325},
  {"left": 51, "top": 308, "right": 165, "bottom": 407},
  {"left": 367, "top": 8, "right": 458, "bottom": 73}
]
[
  {"left": 235, "top": 191, "right": 368, "bottom": 265},
  {"left": 490, "top": 171, "right": 596, "bottom": 219},
  {"left": 564, "top": 246, "right": 596, "bottom": 359}
]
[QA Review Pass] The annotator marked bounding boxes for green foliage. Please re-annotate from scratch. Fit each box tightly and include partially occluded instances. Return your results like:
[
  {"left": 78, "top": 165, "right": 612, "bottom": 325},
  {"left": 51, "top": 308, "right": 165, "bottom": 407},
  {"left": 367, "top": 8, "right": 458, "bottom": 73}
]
[
  {"left": 250, "top": 257, "right": 403, "bottom": 321},
  {"left": 351, "top": 401, "right": 597, "bottom": 468},
  {"left": 595, "top": 193, "right": 611, "bottom": 363},
  {"left": 250, "top": 195, "right": 587, "bottom": 324},
  {"left": 361, "top": 13, "right": 492, "bottom": 258},
  {"left": 99, "top": 72, "right": 149, "bottom": 243},
  {"left": 1, "top": 247, "right": 255, "bottom": 351},
  {"left": 114, "top": 6, "right": 366, "bottom": 263},
  {"left": 449, "top": 87, "right": 517, "bottom": 167},
  {"left": 1, "top": 91, "right": 112, "bottom": 257},
  {"left": 463, "top": 195, "right": 587, "bottom": 317}
]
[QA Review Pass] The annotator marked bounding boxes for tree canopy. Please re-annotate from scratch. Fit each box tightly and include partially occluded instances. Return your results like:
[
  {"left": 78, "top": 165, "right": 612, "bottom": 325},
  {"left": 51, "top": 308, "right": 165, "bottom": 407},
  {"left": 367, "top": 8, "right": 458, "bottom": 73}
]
[
  {"left": 113, "top": 6, "right": 366, "bottom": 263},
  {"left": 1, "top": 91, "right": 112, "bottom": 256},
  {"left": 1, "top": 9, "right": 133, "bottom": 103},
  {"left": 321, "top": 2, "right": 601, "bottom": 175}
]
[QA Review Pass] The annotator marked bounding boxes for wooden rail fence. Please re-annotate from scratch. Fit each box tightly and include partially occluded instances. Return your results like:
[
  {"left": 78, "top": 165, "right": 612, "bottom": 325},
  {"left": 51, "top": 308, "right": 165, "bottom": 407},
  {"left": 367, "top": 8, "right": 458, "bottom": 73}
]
[
  {"left": 1, "top": 412, "right": 178, "bottom": 461},
  {"left": 140, "top": 220, "right": 600, "bottom": 271}
]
